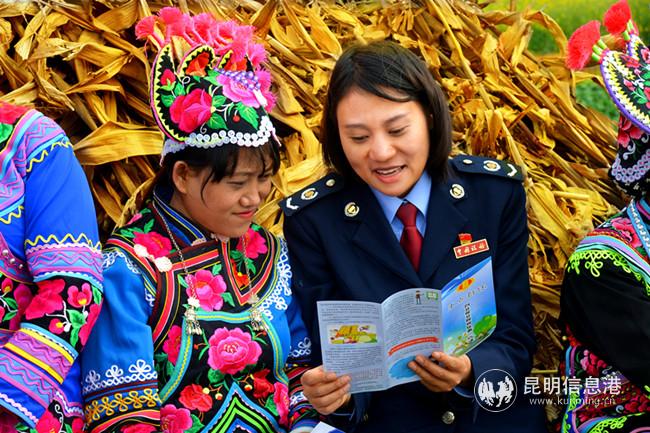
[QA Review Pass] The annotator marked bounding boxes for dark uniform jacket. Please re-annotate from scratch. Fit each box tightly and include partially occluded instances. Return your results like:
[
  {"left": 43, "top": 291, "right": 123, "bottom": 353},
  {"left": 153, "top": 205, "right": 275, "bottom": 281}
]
[{"left": 281, "top": 155, "right": 546, "bottom": 433}]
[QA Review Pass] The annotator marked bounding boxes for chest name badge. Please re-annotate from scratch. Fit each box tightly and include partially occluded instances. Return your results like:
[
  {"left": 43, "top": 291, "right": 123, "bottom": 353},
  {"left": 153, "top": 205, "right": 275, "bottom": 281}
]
[{"left": 454, "top": 238, "right": 489, "bottom": 259}]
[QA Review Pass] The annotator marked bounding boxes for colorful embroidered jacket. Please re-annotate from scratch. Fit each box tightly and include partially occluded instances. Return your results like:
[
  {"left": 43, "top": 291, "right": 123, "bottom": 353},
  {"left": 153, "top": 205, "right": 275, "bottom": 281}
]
[
  {"left": 81, "top": 191, "right": 318, "bottom": 433},
  {"left": 0, "top": 103, "right": 103, "bottom": 432},
  {"left": 560, "top": 199, "right": 650, "bottom": 432}
]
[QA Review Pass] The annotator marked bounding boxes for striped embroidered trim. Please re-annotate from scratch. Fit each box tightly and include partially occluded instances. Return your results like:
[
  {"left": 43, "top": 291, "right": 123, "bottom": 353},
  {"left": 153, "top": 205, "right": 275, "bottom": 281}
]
[
  {"left": 84, "top": 389, "right": 161, "bottom": 422},
  {"left": 27, "top": 242, "right": 102, "bottom": 287},
  {"left": 0, "top": 206, "right": 23, "bottom": 225},
  {"left": 24, "top": 233, "right": 101, "bottom": 250},
  {"left": 0, "top": 392, "right": 39, "bottom": 426},
  {"left": 25, "top": 140, "right": 73, "bottom": 173},
  {"left": 83, "top": 359, "right": 157, "bottom": 395},
  {"left": 4, "top": 343, "right": 63, "bottom": 383},
  {"left": 568, "top": 246, "right": 650, "bottom": 296}
]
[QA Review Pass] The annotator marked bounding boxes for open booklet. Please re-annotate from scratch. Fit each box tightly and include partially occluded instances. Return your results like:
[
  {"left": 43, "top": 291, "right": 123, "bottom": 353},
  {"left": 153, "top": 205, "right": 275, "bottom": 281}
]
[{"left": 317, "top": 257, "right": 496, "bottom": 393}]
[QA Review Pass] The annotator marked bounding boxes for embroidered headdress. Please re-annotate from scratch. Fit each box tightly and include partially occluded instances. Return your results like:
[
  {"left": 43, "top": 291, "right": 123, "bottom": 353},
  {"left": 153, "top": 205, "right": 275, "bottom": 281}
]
[
  {"left": 567, "top": 0, "right": 650, "bottom": 198},
  {"left": 136, "top": 8, "right": 277, "bottom": 159}
]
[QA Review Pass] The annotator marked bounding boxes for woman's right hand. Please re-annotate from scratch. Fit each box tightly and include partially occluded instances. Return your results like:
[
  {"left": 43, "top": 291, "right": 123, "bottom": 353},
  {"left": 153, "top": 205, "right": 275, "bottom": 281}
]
[{"left": 301, "top": 365, "right": 352, "bottom": 415}]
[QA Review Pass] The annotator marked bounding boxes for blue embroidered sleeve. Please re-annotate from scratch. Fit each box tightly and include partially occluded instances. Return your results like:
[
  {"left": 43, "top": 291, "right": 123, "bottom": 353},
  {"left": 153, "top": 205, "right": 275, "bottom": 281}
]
[
  {"left": 81, "top": 251, "right": 160, "bottom": 433},
  {"left": 0, "top": 112, "right": 103, "bottom": 426}
]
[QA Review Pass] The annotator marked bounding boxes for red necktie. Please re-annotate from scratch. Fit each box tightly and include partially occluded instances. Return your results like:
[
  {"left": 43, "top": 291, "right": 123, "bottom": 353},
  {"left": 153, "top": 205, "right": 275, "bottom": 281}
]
[{"left": 396, "top": 201, "right": 423, "bottom": 271}]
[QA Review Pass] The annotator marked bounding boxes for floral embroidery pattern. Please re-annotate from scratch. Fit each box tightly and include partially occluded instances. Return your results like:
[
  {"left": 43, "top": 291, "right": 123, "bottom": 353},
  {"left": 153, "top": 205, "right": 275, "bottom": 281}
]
[
  {"left": 207, "top": 327, "right": 262, "bottom": 375},
  {"left": 178, "top": 384, "right": 212, "bottom": 413},
  {"left": 184, "top": 270, "right": 226, "bottom": 312},
  {"left": 16, "top": 278, "right": 102, "bottom": 348},
  {"left": 0, "top": 279, "right": 32, "bottom": 330},
  {"left": 160, "top": 404, "right": 192, "bottom": 433},
  {"left": 163, "top": 325, "right": 183, "bottom": 366},
  {"left": 90, "top": 199, "right": 317, "bottom": 432}
]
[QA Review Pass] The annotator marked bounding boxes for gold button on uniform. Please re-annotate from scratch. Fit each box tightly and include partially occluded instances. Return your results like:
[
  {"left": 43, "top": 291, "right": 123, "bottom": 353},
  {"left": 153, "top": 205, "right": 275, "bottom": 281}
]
[
  {"left": 442, "top": 410, "right": 455, "bottom": 425},
  {"left": 462, "top": 158, "right": 473, "bottom": 165},
  {"left": 344, "top": 202, "right": 359, "bottom": 217},
  {"left": 326, "top": 179, "right": 336, "bottom": 187},
  {"left": 300, "top": 187, "right": 318, "bottom": 200},
  {"left": 450, "top": 183, "right": 465, "bottom": 199}
]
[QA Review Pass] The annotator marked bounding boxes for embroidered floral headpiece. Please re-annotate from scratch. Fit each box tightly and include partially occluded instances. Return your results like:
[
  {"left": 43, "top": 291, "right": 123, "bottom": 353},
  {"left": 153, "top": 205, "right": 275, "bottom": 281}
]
[
  {"left": 136, "top": 8, "right": 277, "bottom": 159},
  {"left": 567, "top": 0, "right": 650, "bottom": 198}
]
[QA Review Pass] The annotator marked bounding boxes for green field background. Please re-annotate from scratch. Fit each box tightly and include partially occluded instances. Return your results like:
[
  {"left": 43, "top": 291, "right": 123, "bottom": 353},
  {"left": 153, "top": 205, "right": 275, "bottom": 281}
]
[{"left": 487, "top": 0, "right": 650, "bottom": 118}]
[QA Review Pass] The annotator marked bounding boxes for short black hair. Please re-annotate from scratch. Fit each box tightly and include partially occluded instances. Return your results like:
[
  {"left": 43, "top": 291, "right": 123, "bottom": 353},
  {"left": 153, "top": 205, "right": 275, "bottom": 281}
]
[
  {"left": 157, "top": 140, "right": 280, "bottom": 196},
  {"left": 321, "top": 40, "right": 452, "bottom": 184}
]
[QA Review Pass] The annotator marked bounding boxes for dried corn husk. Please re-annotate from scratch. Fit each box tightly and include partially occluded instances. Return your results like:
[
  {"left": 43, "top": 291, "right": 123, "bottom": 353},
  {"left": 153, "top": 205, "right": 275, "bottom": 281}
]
[{"left": 0, "top": 1, "right": 626, "bottom": 419}]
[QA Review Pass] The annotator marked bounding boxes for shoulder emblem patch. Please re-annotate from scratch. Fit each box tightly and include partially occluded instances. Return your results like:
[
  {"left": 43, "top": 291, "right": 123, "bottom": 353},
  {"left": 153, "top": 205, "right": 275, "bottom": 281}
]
[
  {"left": 451, "top": 155, "right": 523, "bottom": 181},
  {"left": 280, "top": 173, "right": 344, "bottom": 216}
]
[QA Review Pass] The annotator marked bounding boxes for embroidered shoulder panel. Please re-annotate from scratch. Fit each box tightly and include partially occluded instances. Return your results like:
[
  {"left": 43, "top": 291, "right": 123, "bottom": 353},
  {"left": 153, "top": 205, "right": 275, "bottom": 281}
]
[
  {"left": 568, "top": 210, "right": 650, "bottom": 295},
  {"left": 0, "top": 110, "right": 72, "bottom": 225}
]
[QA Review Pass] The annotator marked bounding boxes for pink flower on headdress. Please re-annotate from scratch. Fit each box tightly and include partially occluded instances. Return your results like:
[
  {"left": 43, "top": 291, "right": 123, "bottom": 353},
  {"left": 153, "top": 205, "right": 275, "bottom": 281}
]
[
  {"left": 566, "top": 21, "right": 601, "bottom": 70},
  {"left": 642, "top": 48, "right": 650, "bottom": 64},
  {"left": 192, "top": 13, "right": 218, "bottom": 44},
  {"left": 160, "top": 70, "right": 176, "bottom": 86},
  {"left": 207, "top": 327, "right": 262, "bottom": 374},
  {"left": 248, "top": 44, "right": 267, "bottom": 68},
  {"left": 186, "top": 52, "right": 210, "bottom": 77},
  {"left": 617, "top": 116, "right": 644, "bottom": 148},
  {"left": 217, "top": 74, "right": 259, "bottom": 108},
  {"left": 603, "top": 0, "right": 632, "bottom": 35},
  {"left": 135, "top": 15, "right": 157, "bottom": 39},
  {"left": 185, "top": 270, "right": 226, "bottom": 311},
  {"left": 159, "top": 7, "right": 191, "bottom": 41},
  {"left": 256, "top": 69, "right": 276, "bottom": 110},
  {"left": 624, "top": 56, "right": 640, "bottom": 68},
  {"left": 170, "top": 88, "right": 213, "bottom": 133}
]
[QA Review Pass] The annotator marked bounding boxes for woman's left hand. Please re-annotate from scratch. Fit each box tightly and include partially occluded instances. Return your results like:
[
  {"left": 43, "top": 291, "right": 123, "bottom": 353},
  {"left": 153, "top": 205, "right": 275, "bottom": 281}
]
[{"left": 408, "top": 352, "right": 473, "bottom": 393}]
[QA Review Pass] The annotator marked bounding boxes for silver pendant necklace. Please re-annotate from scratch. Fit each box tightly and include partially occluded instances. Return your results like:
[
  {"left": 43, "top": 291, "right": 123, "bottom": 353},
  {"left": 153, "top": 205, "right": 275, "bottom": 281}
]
[{"left": 154, "top": 202, "right": 266, "bottom": 335}]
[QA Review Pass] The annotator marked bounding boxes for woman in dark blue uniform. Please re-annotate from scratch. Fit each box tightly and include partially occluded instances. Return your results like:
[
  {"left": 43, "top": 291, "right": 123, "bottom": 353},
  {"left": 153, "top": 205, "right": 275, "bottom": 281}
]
[{"left": 281, "top": 41, "right": 546, "bottom": 433}]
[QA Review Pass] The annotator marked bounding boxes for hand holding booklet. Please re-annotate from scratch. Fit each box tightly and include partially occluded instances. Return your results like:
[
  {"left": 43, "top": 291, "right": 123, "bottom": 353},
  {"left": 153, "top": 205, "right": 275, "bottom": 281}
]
[{"left": 317, "top": 257, "right": 496, "bottom": 393}]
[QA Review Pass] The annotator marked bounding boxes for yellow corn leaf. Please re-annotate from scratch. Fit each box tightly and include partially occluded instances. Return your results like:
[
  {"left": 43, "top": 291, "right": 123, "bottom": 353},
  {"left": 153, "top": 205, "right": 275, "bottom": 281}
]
[{"left": 74, "top": 121, "right": 162, "bottom": 165}]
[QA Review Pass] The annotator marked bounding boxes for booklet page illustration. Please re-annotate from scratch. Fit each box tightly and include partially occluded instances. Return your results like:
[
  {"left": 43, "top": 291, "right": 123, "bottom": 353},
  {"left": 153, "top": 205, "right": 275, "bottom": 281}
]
[{"left": 317, "top": 257, "right": 496, "bottom": 393}]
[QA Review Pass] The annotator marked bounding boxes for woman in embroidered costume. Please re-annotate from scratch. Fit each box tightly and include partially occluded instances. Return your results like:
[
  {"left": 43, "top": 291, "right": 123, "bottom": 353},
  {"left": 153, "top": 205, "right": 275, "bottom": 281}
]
[
  {"left": 80, "top": 8, "right": 317, "bottom": 433},
  {"left": 561, "top": 1, "right": 650, "bottom": 431},
  {"left": 0, "top": 102, "right": 103, "bottom": 433}
]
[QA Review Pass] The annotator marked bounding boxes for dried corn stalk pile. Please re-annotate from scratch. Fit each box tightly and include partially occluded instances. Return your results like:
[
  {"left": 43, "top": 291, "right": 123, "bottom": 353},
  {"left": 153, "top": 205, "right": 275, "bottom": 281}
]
[{"left": 0, "top": 0, "right": 624, "bottom": 390}]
